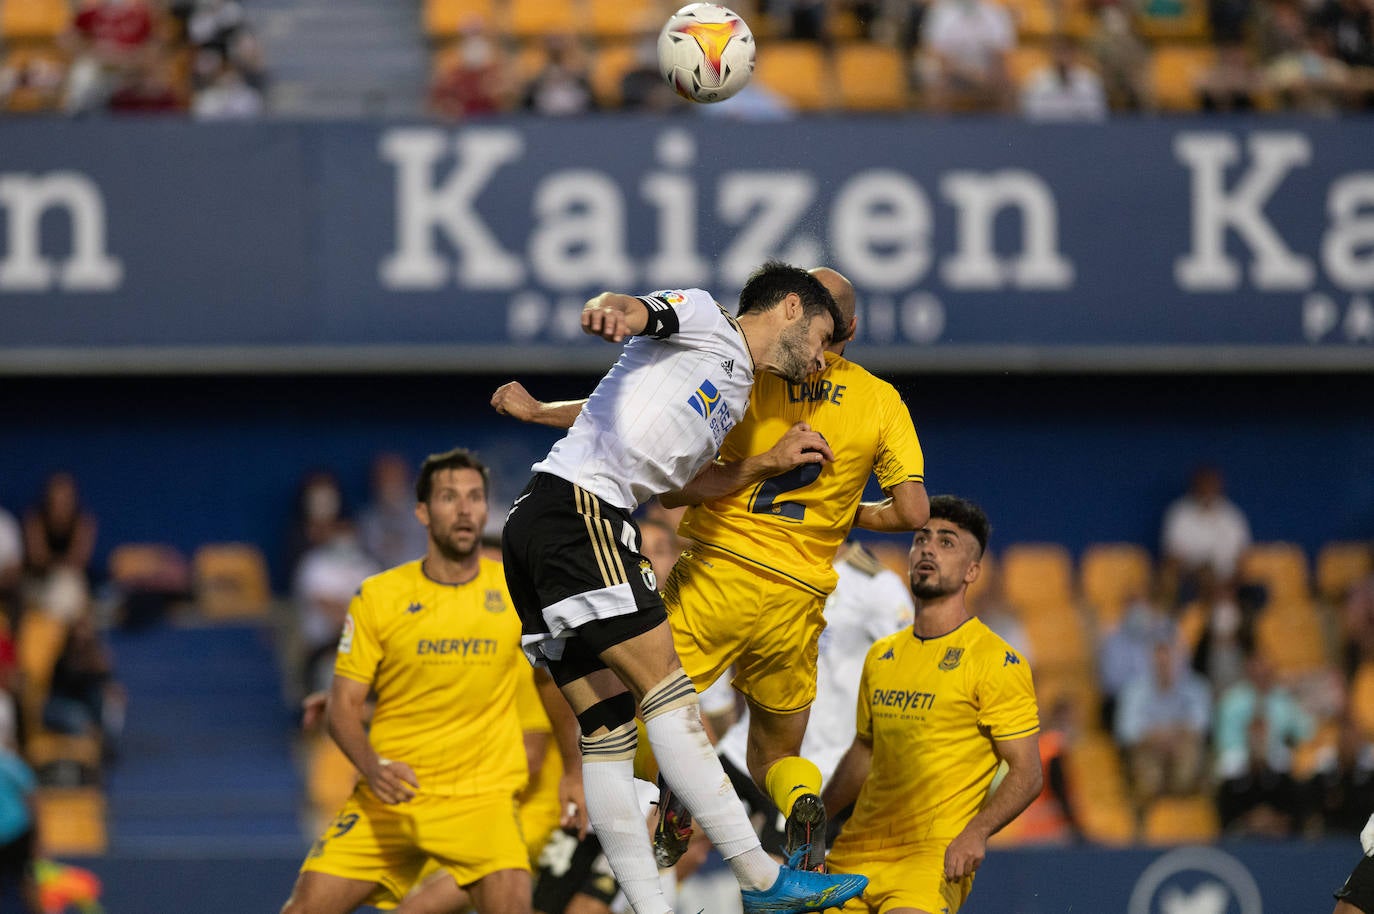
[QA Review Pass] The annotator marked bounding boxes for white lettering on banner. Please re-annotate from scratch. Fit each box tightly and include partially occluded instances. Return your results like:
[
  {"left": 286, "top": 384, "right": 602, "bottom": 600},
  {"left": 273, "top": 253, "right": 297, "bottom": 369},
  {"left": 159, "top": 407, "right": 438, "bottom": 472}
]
[
  {"left": 716, "top": 172, "right": 820, "bottom": 287},
  {"left": 379, "top": 129, "right": 525, "bottom": 290},
  {"left": 0, "top": 172, "right": 122, "bottom": 292},
  {"left": 1322, "top": 174, "right": 1374, "bottom": 290},
  {"left": 830, "top": 170, "right": 932, "bottom": 291},
  {"left": 529, "top": 170, "right": 634, "bottom": 287},
  {"left": 642, "top": 129, "right": 709, "bottom": 287},
  {"left": 940, "top": 171, "right": 1074, "bottom": 289},
  {"left": 1174, "top": 132, "right": 1314, "bottom": 291}
]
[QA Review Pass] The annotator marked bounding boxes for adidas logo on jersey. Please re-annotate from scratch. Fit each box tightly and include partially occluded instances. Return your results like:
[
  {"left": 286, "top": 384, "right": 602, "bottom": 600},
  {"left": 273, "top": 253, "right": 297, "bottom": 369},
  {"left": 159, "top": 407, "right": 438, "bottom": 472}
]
[{"left": 720, "top": 358, "right": 734, "bottom": 377}]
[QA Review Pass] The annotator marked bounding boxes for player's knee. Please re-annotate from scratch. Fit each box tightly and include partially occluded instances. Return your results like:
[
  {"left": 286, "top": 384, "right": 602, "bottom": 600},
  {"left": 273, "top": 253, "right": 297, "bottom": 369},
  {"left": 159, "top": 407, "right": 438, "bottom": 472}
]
[{"left": 575, "top": 691, "right": 636, "bottom": 738}]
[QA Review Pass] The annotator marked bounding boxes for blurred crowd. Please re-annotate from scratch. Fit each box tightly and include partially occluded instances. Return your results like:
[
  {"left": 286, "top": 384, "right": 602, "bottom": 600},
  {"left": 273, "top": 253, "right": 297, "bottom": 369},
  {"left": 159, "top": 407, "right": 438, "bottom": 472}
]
[{"left": 0, "top": 0, "right": 267, "bottom": 117}]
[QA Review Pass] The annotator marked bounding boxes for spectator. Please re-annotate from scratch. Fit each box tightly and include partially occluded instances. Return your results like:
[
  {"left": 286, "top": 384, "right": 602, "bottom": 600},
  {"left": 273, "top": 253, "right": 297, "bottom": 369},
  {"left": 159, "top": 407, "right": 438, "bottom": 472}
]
[
  {"left": 1343, "top": 559, "right": 1374, "bottom": 679},
  {"left": 919, "top": 0, "right": 1016, "bottom": 112},
  {"left": 192, "top": 59, "right": 262, "bottom": 119},
  {"left": 293, "top": 521, "right": 380, "bottom": 696},
  {"left": 1183, "top": 576, "right": 1259, "bottom": 696},
  {"left": 1099, "top": 596, "right": 1175, "bottom": 730},
  {"left": 1087, "top": 0, "right": 1150, "bottom": 110},
  {"left": 1161, "top": 464, "right": 1252, "bottom": 602},
  {"left": 1004, "top": 694, "right": 1083, "bottom": 844},
  {"left": 357, "top": 453, "right": 428, "bottom": 569},
  {"left": 1199, "top": 43, "right": 1262, "bottom": 110},
  {"left": 1312, "top": 712, "right": 1374, "bottom": 837},
  {"left": 284, "top": 469, "right": 347, "bottom": 581},
  {"left": 1266, "top": 18, "right": 1356, "bottom": 112},
  {"left": 107, "top": 63, "right": 185, "bottom": 113},
  {"left": 429, "top": 19, "right": 511, "bottom": 119},
  {"left": 1019, "top": 35, "right": 1109, "bottom": 121},
  {"left": 61, "top": 0, "right": 159, "bottom": 114},
  {"left": 1214, "top": 648, "right": 1315, "bottom": 836},
  {"left": 0, "top": 506, "right": 20, "bottom": 625},
  {"left": 44, "top": 613, "right": 126, "bottom": 757},
  {"left": 1115, "top": 638, "right": 1211, "bottom": 814},
  {"left": 22, "top": 473, "right": 97, "bottom": 588},
  {"left": 521, "top": 33, "right": 597, "bottom": 116},
  {"left": 619, "top": 34, "right": 681, "bottom": 112},
  {"left": 765, "top": 0, "right": 831, "bottom": 42}
]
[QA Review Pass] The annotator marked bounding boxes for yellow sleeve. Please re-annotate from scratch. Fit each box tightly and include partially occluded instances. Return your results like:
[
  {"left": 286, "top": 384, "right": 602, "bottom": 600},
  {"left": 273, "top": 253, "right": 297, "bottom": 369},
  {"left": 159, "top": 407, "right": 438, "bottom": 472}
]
[
  {"left": 514, "top": 665, "right": 552, "bottom": 733},
  {"left": 333, "top": 585, "right": 382, "bottom": 685},
  {"left": 873, "top": 384, "right": 924, "bottom": 491},
  {"left": 974, "top": 647, "right": 1040, "bottom": 741}
]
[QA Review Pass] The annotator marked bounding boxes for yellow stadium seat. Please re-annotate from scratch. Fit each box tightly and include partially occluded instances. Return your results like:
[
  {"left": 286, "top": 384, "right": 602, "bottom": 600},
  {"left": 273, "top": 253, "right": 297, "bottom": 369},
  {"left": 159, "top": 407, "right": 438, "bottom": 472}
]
[
  {"left": 753, "top": 41, "right": 827, "bottom": 110},
  {"left": 507, "top": 0, "right": 581, "bottom": 39},
  {"left": 1, "top": 0, "right": 69, "bottom": 41},
  {"left": 1012, "top": 0, "right": 1094, "bottom": 39},
  {"left": 1142, "top": 794, "right": 1220, "bottom": 845},
  {"left": 587, "top": 0, "right": 659, "bottom": 38},
  {"left": 1255, "top": 599, "right": 1328, "bottom": 676},
  {"left": 18, "top": 610, "right": 67, "bottom": 722},
  {"left": 1080, "top": 543, "right": 1153, "bottom": 629},
  {"left": 1175, "top": 599, "right": 1208, "bottom": 654},
  {"left": 193, "top": 542, "right": 271, "bottom": 619},
  {"left": 1240, "top": 541, "right": 1310, "bottom": 603},
  {"left": 307, "top": 735, "right": 358, "bottom": 812},
  {"left": 423, "top": 0, "right": 494, "bottom": 39},
  {"left": 1024, "top": 612, "right": 1091, "bottom": 674},
  {"left": 590, "top": 41, "right": 640, "bottom": 107},
  {"left": 1001, "top": 543, "right": 1075, "bottom": 616},
  {"left": 1351, "top": 662, "right": 1374, "bottom": 739},
  {"left": 835, "top": 42, "right": 908, "bottom": 111},
  {"left": 1078, "top": 796, "right": 1138, "bottom": 845},
  {"left": 1317, "top": 541, "right": 1373, "bottom": 604},
  {"left": 1149, "top": 44, "right": 1215, "bottom": 112},
  {"left": 1034, "top": 670, "right": 1100, "bottom": 727},
  {"left": 34, "top": 787, "right": 107, "bottom": 855},
  {"left": 1134, "top": 0, "right": 1209, "bottom": 39},
  {"left": 1006, "top": 43, "right": 1051, "bottom": 89}
]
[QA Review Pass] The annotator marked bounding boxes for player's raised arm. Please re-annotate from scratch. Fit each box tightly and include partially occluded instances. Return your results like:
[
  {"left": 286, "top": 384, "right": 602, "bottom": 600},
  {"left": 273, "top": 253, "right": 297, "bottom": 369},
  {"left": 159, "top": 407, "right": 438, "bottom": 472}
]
[
  {"left": 943, "top": 733, "right": 1042, "bottom": 880},
  {"left": 853, "top": 480, "right": 930, "bottom": 533},
  {"left": 581, "top": 293, "right": 648, "bottom": 342},
  {"left": 491, "top": 381, "right": 586, "bottom": 429},
  {"left": 661, "top": 421, "right": 834, "bottom": 508}
]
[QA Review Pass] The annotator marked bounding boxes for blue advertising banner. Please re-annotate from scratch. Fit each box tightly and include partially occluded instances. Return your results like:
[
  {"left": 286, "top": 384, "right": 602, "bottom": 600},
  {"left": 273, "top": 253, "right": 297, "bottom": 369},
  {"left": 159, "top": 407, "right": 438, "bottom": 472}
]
[{"left": 2, "top": 118, "right": 1371, "bottom": 372}]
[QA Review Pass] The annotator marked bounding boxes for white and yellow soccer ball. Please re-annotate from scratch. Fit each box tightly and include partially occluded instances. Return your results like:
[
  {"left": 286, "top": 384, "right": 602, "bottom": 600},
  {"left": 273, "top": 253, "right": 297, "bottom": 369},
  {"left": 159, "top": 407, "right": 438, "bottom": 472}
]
[{"left": 657, "top": 3, "right": 755, "bottom": 103}]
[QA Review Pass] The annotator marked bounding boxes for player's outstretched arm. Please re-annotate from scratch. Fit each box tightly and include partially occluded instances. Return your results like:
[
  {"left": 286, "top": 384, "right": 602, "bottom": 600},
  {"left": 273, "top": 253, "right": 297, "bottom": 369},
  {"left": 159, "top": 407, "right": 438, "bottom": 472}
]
[
  {"left": 581, "top": 293, "right": 648, "bottom": 342},
  {"left": 821, "top": 735, "right": 873, "bottom": 818},
  {"left": 853, "top": 480, "right": 930, "bottom": 533},
  {"left": 661, "top": 421, "right": 834, "bottom": 508},
  {"left": 327, "top": 674, "right": 418, "bottom": 805},
  {"left": 491, "top": 381, "right": 586, "bottom": 429},
  {"left": 944, "top": 734, "right": 1042, "bottom": 880}
]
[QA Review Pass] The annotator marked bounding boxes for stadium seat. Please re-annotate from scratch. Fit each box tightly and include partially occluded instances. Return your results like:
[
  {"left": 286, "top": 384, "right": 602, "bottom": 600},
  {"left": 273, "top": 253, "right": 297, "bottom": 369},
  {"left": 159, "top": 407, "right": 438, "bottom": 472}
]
[
  {"left": 1001, "top": 543, "right": 1075, "bottom": 616},
  {"left": 306, "top": 734, "right": 358, "bottom": 813},
  {"left": 16, "top": 611, "right": 103, "bottom": 777},
  {"left": 589, "top": 41, "right": 640, "bottom": 107},
  {"left": 1080, "top": 542, "right": 1153, "bottom": 629},
  {"left": 193, "top": 543, "right": 272, "bottom": 619},
  {"left": 1317, "top": 541, "right": 1372, "bottom": 604},
  {"left": 423, "top": 0, "right": 494, "bottom": 39},
  {"left": 587, "top": 0, "right": 658, "bottom": 38},
  {"left": 1006, "top": 43, "right": 1051, "bottom": 89},
  {"left": 752, "top": 41, "right": 827, "bottom": 110},
  {"left": 1239, "top": 541, "right": 1310, "bottom": 603},
  {"left": 1077, "top": 796, "right": 1137, "bottom": 845},
  {"left": 1255, "top": 598, "right": 1328, "bottom": 676},
  {"left": 1141, "top": 794, "right": 1220, "bottom": 845},
  {"left": 1149, "top": 44, "right": 1214, "bottom": 111},
  {"left": 1066, "top": 732, "right": 1129, "bottom": 803},
  {"left": 1134, "top": 0, "right": 1209, "bottom": 39},
  {"left": 108, "top": 542, "right": 189, "bottom": 589},
  {"left": 1351, "top": 661, "right": 1374, "bottom": 739},
  {"left": 835, "top": 42, "right": 908, "bottom": 111},
  {"left": 1012, "top": 0, "right": 1094, "bottom": 39},
  {"left": 0, "top": 0, "right": 70, "bottom": 41},
  {"left": 1024, "top": 611, "right": 1091, "bottom": 673},
  {"left": 1034, "top": 670, "right": 1101, "bottom": 727},
  {"left": 34, "top": 787, "right": 107, "bottom": 855},
  {"left": 507, "top": 0, "right": 581, "bottom": 39}
]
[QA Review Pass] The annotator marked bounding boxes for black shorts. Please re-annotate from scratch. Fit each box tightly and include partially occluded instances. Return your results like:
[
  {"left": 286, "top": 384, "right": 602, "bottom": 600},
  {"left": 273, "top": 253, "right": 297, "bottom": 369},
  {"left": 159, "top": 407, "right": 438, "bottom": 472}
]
[
  {"left": 720, "top": 754, "right": 788, "bottom": 858},
  {"left": 503, "top": 473, "right": 668, "bottom": 683},
  {"left": 1337, "top": 853, "right": 1374, "bottom": 912},
  {"left": 532, "top": 829, "right": 618, "bottom": 914}
]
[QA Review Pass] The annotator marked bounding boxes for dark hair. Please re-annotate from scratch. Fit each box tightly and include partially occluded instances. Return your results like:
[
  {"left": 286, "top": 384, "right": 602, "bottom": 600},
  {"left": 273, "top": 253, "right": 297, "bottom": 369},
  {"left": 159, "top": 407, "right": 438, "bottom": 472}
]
[
  {"left": 928, "top": 495, "right": 991, "bottom": 558},
  {"left": 736, "top": 260, "right": 846, "bottom": 344},
  {"left": 415, "top": 448, "right": 490, "bottom": 503}
]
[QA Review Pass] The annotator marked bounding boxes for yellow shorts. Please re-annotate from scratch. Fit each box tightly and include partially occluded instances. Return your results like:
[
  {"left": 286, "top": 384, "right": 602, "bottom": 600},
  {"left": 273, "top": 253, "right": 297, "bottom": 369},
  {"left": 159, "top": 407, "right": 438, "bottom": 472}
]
[
  {"left": 664, "top": 547, "right": 825, "bottom": 714},
  {"left": 301, "top": 784, "right": 529, "bottom": 909},
  {"left": 827, "top": 840, "right": 974, "bottom": 914}
]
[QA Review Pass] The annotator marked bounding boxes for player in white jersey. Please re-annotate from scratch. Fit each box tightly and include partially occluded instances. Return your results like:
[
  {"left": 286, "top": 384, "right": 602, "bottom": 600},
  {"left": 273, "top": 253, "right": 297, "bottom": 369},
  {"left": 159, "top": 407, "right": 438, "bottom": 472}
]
[
  {"left": 710, "top": 543, "right": 915, "bottom": 854},
  {"left": 502, "top": 262, "right": 867, "bottom": 914}
]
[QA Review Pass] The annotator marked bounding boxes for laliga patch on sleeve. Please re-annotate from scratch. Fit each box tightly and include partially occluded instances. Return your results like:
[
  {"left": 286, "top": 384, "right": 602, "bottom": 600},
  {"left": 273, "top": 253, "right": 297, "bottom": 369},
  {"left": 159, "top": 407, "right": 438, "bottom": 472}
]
[{"left": 338, "top": 614, "right": 355, "bottom": 654}]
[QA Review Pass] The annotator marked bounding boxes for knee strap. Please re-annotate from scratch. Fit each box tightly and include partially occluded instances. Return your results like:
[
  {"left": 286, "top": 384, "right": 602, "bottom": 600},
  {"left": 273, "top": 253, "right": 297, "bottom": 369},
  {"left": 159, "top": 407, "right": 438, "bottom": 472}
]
[
  {"left": 575, "top": 691, "right": 636, "bottom": 735},
  {"left": 580, "top": 720, "right": 637, "bottom": 763},
  {"left": 640, "top": 669, "right": 698, "bottom": 722}
]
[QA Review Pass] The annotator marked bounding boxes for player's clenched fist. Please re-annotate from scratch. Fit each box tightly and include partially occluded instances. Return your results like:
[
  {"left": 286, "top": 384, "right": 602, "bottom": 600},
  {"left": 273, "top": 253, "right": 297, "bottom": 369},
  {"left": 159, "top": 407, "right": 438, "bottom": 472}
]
[
  {"left": 580, "top": 293, "right": 647, "bottom": 343},
  {"left": 491, "top": 381, "right": 539, "bottom": 422}
]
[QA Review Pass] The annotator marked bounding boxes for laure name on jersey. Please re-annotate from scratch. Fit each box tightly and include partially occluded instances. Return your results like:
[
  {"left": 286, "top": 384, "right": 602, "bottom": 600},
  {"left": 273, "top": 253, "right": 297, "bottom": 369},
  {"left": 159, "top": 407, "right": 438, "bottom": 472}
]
[{"left": 788, "top": 379, "right": 847, "bottom": 405}]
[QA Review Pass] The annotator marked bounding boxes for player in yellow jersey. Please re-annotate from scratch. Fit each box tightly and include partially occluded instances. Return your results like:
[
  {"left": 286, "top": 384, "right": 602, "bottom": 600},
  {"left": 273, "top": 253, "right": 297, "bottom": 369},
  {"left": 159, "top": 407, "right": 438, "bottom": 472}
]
[
  {"left": 492, "top": 268, "right": 928, "bottom": 871},
  {"left": 822, "top": 496, "right": 1043, "bottom": 914},
  {"left": 279, "top": 447, "right": 580, "bottom": 914}
]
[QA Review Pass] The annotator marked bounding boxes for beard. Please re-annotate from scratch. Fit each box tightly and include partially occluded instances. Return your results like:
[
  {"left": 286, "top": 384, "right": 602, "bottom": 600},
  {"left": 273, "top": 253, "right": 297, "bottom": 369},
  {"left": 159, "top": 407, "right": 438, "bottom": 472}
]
[
  {"left": 430, "top": 527, "right": 478, "bottom": 563},
  {"left": 910, "top": 571, "right": 960, "bottom": 601},
  {"left": 773, "top": 321, "right": 815, "bottom": 384}
]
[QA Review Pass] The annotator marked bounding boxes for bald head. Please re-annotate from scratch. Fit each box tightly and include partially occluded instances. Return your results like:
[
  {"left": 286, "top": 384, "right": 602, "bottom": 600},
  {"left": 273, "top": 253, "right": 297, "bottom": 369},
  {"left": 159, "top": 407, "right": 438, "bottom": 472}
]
[{"left": 809, "top": 267, "right": 856, "bottom": 351}]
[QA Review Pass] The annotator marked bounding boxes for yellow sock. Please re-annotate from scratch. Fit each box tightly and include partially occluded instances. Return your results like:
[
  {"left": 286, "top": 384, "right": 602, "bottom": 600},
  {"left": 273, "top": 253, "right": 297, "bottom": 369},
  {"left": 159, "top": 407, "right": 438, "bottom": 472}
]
[
  {"left": 764, "top": 756, "right": 823, "bottom": 817},
  {"left": 632, "top": 718, "right": 659, "bottom": 783}
]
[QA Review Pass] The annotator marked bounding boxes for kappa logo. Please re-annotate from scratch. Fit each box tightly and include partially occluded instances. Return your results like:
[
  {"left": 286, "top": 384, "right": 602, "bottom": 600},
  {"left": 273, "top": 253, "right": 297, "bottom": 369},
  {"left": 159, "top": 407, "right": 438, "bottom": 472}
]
[
  {"left": 1004, "top": 651, "right": 1021, "bottom": 666},
  {"left": 406, "top": 602, "right": 424, "bottom": 614},
  {"left": 879, "top": 647, "right": 895, "bottom": 660}
]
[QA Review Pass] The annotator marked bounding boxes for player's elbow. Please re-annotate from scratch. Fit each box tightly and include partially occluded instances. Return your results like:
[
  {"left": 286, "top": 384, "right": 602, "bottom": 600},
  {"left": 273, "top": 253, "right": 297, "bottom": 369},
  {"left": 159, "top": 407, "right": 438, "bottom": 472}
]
[{"left": 893, "top": 485, "right": 930, "bottom": 530}]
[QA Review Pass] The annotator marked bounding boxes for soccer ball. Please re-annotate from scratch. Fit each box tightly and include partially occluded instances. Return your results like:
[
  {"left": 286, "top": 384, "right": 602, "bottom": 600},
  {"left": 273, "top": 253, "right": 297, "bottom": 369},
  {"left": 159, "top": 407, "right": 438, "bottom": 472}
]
[{"left": 657, "top": 3, "right": 755, "bottom": 104}]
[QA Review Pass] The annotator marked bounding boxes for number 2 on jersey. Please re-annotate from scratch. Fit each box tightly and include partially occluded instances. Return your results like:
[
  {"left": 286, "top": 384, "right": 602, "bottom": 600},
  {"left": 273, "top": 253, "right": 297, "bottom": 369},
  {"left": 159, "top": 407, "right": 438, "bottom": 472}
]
[{"left": 749, "top": 461, "right": 822, "bottom": 521}]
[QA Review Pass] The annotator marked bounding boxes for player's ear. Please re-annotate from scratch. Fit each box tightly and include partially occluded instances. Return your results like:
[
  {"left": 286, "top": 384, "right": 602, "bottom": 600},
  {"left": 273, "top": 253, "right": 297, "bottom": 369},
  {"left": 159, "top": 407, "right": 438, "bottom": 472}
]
[
  {"left": 964, "top": 559, "right": 981, "bottom": 587},
  {"left": 415, "top": 502, "right": 430, "bottom": 527},
  {"left": 781, "top": 291, "right": 802, "bottom": 321}
]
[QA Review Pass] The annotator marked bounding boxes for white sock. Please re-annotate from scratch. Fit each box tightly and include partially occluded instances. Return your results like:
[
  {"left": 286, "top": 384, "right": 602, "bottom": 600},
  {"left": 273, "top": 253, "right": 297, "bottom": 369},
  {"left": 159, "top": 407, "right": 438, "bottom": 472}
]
[
  {"left": 583, "top": 756, "right": 672, "bottom": 914},
  {"left": 659, "top": 866, "right": 677, "bottom": 909},
  {"left": 642, "top": 680, "right": 780, "bottom": 892}
]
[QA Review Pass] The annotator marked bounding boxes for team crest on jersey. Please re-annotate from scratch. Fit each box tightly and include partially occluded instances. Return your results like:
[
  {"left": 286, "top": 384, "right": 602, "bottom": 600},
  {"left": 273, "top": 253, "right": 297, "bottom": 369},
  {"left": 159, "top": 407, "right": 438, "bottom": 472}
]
[
  {"left": 338, "top": 614, "right": 355, "bottom": 654},
  {"left": 639, "top": 559, "right": 657, "bottom": 592},
  {"left": 484, "top": 589, "right": 505, "bottom": 613},
  {"left": 938, "top": 647, "right": 964, "bottom": 671},
  {"left": 688, "top": 379, "right": 722, "bottom": 418}
]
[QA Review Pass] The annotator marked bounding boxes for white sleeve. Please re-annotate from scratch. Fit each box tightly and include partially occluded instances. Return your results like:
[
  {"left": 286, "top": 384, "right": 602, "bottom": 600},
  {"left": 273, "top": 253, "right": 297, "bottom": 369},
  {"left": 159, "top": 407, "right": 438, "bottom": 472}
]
[
  {"left": 635, "top": 288, "right": 725, "bottom": 345},
  {"left": 1362, "top": 811, "right": 1374, "bottom": 855}
]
